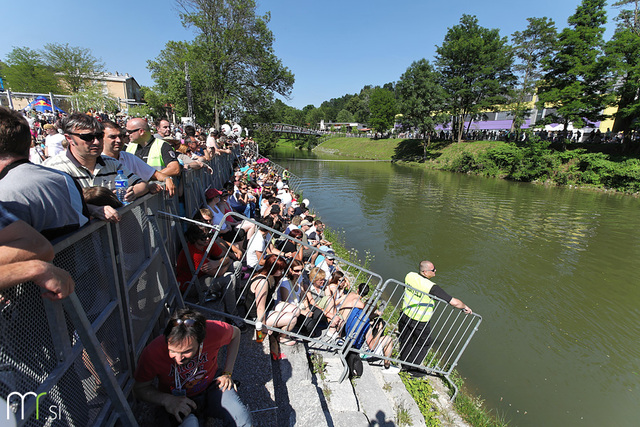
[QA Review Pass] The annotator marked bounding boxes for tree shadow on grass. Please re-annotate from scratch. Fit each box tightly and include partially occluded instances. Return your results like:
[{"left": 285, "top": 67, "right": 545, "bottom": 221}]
[{"left": 392, "top": 138, "right": 449, "bottom": 162}]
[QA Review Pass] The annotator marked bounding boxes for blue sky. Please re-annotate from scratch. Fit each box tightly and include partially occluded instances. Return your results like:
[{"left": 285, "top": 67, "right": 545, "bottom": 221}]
[{"left": 1, "top": 0, "right": 621, "bottom": 110}]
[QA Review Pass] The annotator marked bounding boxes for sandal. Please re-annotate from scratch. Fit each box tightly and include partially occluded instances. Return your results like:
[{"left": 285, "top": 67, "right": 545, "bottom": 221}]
[
  {"left": 279, "top": 336, "right": 297, "bottom": 346},
  {"left": 271, "top": 351, "right": 286, "bottom": 361}
]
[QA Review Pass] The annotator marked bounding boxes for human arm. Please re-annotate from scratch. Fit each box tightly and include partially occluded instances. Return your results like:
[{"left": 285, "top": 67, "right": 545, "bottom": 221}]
[
  {"left": 159, "top": 159, "right": 182, "bottom": 178},
  {"left": 133, "top": 381, "right": 196, "bottom": 423},
  {"left": 0, "top": 219, "right": 54, "bottom": 264},
  {"left": 124, "top": 181, "right": 152, "bottom": 202},
  {"left": 216, "top": 325, "right": 240, "bottom": 391},
  {"left": 449, "top": 297, "right": 472, "bottom": 314},
  {"left": 0, "top": 259, "right": 74, "bottom": 299}
]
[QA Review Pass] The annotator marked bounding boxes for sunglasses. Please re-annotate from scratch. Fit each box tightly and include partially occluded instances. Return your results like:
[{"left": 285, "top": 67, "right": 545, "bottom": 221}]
[
  {"left": 125, "top": 128, "right": 141, "bottom": 134},
  {"left": 172, "top": 318, "right": 196, "bottom": 327},
  {"left": 292, "top": 269, "right": 303, "bottom": 273},
  {"left": 68, "top": 131, "right": 104, "bottom": 142}
]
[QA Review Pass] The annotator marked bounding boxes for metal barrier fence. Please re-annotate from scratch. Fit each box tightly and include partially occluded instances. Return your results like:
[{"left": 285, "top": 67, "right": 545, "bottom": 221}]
[
  {"left": 341, "top": 278, "right": 482, "bottom": 399},
  {"left": 162, "top": 211, "right": 481, "bottom": 399},
  {"left": 160, "top": 210, "right": 383, "bottom": 366},
  {"left": 1, "top": 146, "right": 481, "bottom": 426}
]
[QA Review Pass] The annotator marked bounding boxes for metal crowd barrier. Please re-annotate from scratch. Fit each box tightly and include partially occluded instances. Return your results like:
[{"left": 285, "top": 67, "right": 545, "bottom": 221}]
[
  {"left": 0, "top": 195, "right": 186, "bottom": 427},
  {"left": 341, "top": 278, "right": 482, "bottom": 399},
  {"left": 161, "top": 210, "right": 481, "bottom": 399}
]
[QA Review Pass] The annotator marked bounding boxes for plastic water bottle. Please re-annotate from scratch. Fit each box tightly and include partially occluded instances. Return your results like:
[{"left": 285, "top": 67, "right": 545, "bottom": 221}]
[
  {"left": 255, "top": 321, "right": 265, "bottom": 343},
  {"left": 115, "top": 170, "right": 129, "bottom": 205}
]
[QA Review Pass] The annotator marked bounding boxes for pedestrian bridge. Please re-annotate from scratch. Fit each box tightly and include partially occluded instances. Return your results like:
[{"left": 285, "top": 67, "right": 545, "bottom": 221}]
[{"left": 271, "top": 123, "right": 321, "bottom": 136}]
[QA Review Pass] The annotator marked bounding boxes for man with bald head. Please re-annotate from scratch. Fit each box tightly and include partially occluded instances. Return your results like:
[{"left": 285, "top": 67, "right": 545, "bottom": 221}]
[
  {"left": 399, "top": 260, "right": 472, "bottom": 377},
  {"left": 125, "top": 118, "right": 181, "bottom": 179}
]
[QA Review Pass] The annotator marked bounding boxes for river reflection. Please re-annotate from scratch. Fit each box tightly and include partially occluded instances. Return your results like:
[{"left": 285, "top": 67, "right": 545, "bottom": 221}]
[{"left": 273, "top": 146, "right": 640, "bottom": 427}]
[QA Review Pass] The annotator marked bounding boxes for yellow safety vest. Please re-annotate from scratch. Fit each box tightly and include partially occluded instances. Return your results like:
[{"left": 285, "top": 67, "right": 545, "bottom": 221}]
[
  {"left": 126, "top": 138, "right": 166, "bottom": 169},
  {"left": 403, "top": 272, "right": 436, "bottom": 322}
]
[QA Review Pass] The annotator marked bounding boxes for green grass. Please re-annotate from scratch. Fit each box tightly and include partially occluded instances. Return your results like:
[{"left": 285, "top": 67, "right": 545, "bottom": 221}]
[
  {"left": 450, "top": 372, "right": 510, "bottom": 427},
  {"left": 316, "top": 137, "right": 399, "bottom": 160},
  {"left": 399, "top": 372, "right": 441, "bottom": 426},
  {"left": 311, "top": 136, "right": 640, "bottom": 194}
]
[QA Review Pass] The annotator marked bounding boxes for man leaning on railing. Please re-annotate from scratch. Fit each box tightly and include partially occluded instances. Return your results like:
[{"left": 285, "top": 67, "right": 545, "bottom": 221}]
[{"left": 399, "top": 260, "right": 472, "bottom": 377}]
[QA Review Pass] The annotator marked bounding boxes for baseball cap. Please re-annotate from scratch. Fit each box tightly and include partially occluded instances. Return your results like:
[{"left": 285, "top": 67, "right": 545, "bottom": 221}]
[
  {"left": 300, "top": 220, "right": 313, "bottom": 227},
  {"left": 205, "top": 188, "right": 223, "bottom": 199}
]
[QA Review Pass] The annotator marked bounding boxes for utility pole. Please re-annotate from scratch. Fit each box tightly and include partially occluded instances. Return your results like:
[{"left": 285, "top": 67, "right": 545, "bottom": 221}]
[{"left": 184, "top": 62, "right": 194, "bottom": 123}]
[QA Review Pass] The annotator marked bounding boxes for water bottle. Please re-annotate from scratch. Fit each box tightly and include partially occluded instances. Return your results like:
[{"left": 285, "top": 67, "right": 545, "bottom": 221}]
[
  {"left": 115, "top": 170, "right": 129, "bottom": 205},
  {"left": 255, "top": 321, "right": 265, "bottom": 343}
]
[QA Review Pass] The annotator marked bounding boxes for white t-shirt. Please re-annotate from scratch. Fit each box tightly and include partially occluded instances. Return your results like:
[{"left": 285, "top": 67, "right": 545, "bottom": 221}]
[
  {"left": 45, "top": 133, "right": 65, "bottom": 157},
  {"left": 103, "top": 151, "right": 156, "bottom": 182},
  {"left": 246, "top": 232, "right": 268, "bottom": 267}
]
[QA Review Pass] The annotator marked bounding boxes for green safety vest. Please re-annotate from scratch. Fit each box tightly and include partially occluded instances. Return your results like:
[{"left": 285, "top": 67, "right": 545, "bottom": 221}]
[
  {"left": 126, "top": 138, "right": 166, "bottom": 169},
  {"left": 402, "top": 272, "right": 436, "bottom": 322}
]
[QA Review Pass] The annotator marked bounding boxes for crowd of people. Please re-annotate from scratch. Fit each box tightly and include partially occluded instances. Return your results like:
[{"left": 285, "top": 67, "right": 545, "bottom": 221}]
[{"left": 0, "top": 105, "right": 475, "bottom": 426}]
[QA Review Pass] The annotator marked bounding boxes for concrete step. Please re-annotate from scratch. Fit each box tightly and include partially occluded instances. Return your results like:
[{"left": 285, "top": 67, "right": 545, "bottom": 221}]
[{"left": 274, "top": 341, "right": 331, "bottom": 427}]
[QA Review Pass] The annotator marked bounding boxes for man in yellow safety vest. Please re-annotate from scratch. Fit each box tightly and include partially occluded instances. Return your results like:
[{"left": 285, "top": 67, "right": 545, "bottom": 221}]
[
  {"left": 124, "top": 118, "right": 182, "bottom": 179},
  {"left": 399, "top": 260, "right": 472, "bottom": 377}
]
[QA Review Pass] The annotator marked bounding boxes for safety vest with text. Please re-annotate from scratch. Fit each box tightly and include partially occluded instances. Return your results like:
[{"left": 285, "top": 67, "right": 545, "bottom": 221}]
[
  {"left": 402, "top": 272, "right": 436, "bottom": 322},
  {"left": 126, "top": 138, "right": 166, "bottom": 169}
]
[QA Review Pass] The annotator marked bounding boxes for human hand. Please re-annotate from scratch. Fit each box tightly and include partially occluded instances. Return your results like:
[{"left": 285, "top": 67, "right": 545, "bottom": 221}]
[
  {"left": 462, "top": 306, "right": 472, "bottom": 314},
  {"left": 163, "top": 395, "right": 197, "bottom": 423},
  {"left": 122, "top": 186, "right": 136, "bottom": 202},
  {"left": 215, "top": 373, "right": 236, "bottom": 392},
  {"left": 89, "top": 205, "right": 121, "bottom": 223},
  {"left": 32, "top": 261, "right": 75, "bottom": 300},
  {"left": 148, "top": 183, "right": 162, "bottom": 194},
  {"left": 165, "top": 178, "right": 176, "bottom": 197}
]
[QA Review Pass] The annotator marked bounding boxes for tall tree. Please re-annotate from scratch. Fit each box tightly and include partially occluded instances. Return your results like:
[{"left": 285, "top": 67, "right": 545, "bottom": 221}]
[
  {"left": 1, "top": 47, "right": 63, "bottom": 93},
  {"left": 41, "top": 43, "right": 104, "bottom": 93},
  {"left": 368, "top": 88, "right": 397, "bottom": 134},
  {"left": 536, "top": 0, "right": 615, "bottom": 135},
  {"left": 606, "top": 1, "right": 640, "bottom": 139},
  {"left": 511, "top": 17, "right": 557, "bottom": 138},
  {"left": 436, "top": 15, "right": 516, "bottom": 143},
  {"left": 397, "top": 59, "right": 447, "bottom": 158},
  {"left": 150, "top": 0, "right": 294, "bottom": 128}
]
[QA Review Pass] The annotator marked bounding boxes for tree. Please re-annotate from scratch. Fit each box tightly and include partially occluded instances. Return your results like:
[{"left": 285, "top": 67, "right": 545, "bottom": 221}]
[
  {"left": 536, "top": 0, "right": 615, "bottom": 136},
  {"left": 435, "top": 14, "right": 516, "bottom": 142},
  {"left": 150, "top": 0, "right": 294, "bottom": 128},
  {"left": 1, "top": 47, "right": 63, "bottom": 93},
  {"left": 70, "top": 83, "right": 120, "bottom": 114},
  {"left": 606, "top": 1, "right": 640, "bottom": 139},
  {"left": 336, "top": 109, "right": 354, "bottom": 123},
  {"left": 41, "top": 43, "right": 104, "bottom": 93},
  {"left": 368, "top": 88, "right": 397, "bottom": 134},
  {"left": 397, "top": 59, "right": 447, "bottom": 158},
  {"left": 511, "top": 18, "right": 557, "bottom": 138}
]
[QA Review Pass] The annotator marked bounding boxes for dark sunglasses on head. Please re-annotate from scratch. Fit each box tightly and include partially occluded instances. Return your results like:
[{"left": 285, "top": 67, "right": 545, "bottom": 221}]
[
  {"left": 68, "top": 131, "right": 104, "bottom": 142},
  {"left": 172, "top": 318, "right": 196, "bottom": 327}
]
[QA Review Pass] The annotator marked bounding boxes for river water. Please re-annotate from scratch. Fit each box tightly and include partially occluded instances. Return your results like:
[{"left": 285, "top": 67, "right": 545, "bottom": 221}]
[{"left": 272, "top": 146, "right": 640, "bottom": 427}]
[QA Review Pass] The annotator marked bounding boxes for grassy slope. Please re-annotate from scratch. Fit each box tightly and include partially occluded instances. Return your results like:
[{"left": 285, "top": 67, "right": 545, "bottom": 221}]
[{"left": 314, "top": 137, "right": 398, "bottom": 160}]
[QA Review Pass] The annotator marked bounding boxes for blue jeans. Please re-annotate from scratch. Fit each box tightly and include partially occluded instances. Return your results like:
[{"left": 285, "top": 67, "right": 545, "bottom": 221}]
[{"left": 159, "top": 381, "right": 252, "bottom": 427}]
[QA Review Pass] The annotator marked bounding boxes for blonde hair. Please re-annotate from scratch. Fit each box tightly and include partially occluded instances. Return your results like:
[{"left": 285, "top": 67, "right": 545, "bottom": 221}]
[{"left": 309, "top": 267, "right": 326, "bottom": 283}]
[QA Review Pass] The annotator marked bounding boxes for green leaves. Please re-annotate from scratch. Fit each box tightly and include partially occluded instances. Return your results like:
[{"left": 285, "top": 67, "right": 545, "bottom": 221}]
[
  {"left": 436, "top": 14, "right": 516, "bottom": 142},
  {"left": 537, "top": 0, "right": 614, "bottom": 131},
  {"left": 150, "top": 0, "right": 294, "bottom": 127},
  {"left": 368, "top": 88, "right": 397, "bottom": 134}
]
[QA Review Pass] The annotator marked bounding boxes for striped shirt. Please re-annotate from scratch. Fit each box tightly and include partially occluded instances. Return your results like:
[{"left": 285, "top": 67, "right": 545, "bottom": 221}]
[{"left": 44, "top": 149, "right": 141, "bottom": 189}]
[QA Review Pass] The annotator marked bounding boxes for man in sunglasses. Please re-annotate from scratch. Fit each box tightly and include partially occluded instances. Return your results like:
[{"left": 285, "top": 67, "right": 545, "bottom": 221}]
[
  {"left": 134, "top": 308, "right": 251, "bottom": 426},
  {"left": 44, "top": 114, "right": 152, "bottom": 221},
  {"left": 398, "top": 260, "right": 472, "bottom": 377},
  {"left": 125, "top": 118, "right": 182, "bottom": 180}
]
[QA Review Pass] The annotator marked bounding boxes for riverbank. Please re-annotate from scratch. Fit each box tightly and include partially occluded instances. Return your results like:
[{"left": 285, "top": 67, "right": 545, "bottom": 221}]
[
  {"left": 312, "top": 136, "right": 640, "bottom": 194},
  {"left": 322, "top": 226, "right": 507, "bottom": 427}
]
